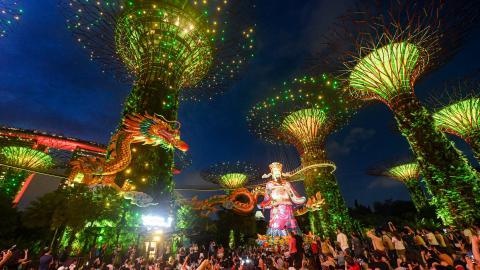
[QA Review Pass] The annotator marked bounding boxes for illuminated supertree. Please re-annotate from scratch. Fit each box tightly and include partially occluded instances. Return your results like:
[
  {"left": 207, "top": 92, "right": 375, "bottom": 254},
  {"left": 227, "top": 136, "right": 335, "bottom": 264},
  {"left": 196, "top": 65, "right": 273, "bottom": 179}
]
[
  {"left": 0, "top": 1, "right": 22, "bottom": 38},
  {"left": 0, "top": 125, "right": 106, "bottom": 203},
  {"left": 383, "top": 162, "right": 428, "bottom": 212},
  {"left": 0, "top": 146, "right": 53, "bottom": 169},
  {"left": 327, "top": 0, "right": 480, "bottom": 225},
  {"left": 433, "top": 97, "right": 480, "bottom": 161},
  {"left": 0, "top": 146, "right": 53, "bottom": 197},
  {"left": 247, "top": 74, "right": 356, "bottom": 237},
  {"left": 201, "top": 161, "right": 259, "bottom": 190},
  {"left": 62, "top": 0, "right": 255, "bottom": 196}
]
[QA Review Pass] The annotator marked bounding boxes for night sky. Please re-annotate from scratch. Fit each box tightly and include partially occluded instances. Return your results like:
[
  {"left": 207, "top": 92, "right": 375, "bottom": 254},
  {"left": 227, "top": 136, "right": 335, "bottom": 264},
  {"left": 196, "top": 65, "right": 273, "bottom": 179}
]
[{"left": 1, "top": 0, "right": 480, "bottom": 208}]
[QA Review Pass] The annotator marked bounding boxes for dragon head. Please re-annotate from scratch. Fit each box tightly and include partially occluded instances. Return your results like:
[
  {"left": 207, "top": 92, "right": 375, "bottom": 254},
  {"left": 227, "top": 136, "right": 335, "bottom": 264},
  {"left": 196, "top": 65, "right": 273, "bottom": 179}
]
[{"left": 123, "top": 113, "right": 189, "bottom": 152}]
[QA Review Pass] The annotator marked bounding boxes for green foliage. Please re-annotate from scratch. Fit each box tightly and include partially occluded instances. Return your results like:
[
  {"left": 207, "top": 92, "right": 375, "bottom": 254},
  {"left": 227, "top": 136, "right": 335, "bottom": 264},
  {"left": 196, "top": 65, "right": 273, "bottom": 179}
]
[
  {"left": 393, "top": 97, "right": 480, "bottom": 225},
  {"left": 228, "top": 229, "right": 235, "bottom": 249},
  {"left": 0, "top": 192, "right": 20, "bottom": 246},
  {"left": 350, "top": 199, "right": 437, "bottom": 229},
  {"left": 215, "top": 210, "right": 257, "bottom": 247},
  {"left": 22, "top": 185, "right": 126, "bottom": 251},
  {"left": 176, "top": 205, "right": 196, "bottom": 231},
  {"left": 404, "top": 179, "right": 428, "bottom": 212},
  {"left": 304, "top": 168, "right": 353, "bottom": 238},
  {"left": 0, "top": 168, "right": 29, "bottom": 198}
]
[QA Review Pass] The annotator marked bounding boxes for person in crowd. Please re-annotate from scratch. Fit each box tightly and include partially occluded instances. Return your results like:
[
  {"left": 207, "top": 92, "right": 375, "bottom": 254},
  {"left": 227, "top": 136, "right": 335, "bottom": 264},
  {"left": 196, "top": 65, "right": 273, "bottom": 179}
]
[
  {"left": 414, "top": 230, "right": 428, "bottom": 250},
  {"left": 321, "top": 239, "right": 334, "bottom": 257},
  {"left": 288, "top": 230, "right": 297, "bottom": 267},
  {"left": 351, "top": 232, "right": 365, "bottom": 258},
  {"left": 5, "top": 248, "right": 29, "bottom": 270},
  {"left": 296, "top": 232, "right": 305, "bottom": 267},
  {"left": 2, "top": 222, "right": 478, "bottom": 270},
  {"left": 367, "top": 230, "right": 386, "bottom": 255},
  {"left": 368, "top": 252, "right": 390, "bottom": 270},
  {"left": 435, "top": 231, "right": 448, "bottom": 250},
  {"left": 321, "top": 254, "right": 337, "bottom": 269},
  {"left": 0, "top": 250, "right": 13, "bottom": 269},
  {"left": 337, "top": 228, "right": 349, "bottom": 252},
  {"left": 392, "top": 232, "right": 406, "bottom": 260},
  {"left": 381, "top": 230, "right": 396, "bottom": 262},
  {"left": 346, "top": 256, "right": 361, "bottom": 270},
  {"left": 38, "top": 248, "right": 53, "bottom": 270},
  {"left": 425, "top": 229, "right": 440, "bottom": 247}
]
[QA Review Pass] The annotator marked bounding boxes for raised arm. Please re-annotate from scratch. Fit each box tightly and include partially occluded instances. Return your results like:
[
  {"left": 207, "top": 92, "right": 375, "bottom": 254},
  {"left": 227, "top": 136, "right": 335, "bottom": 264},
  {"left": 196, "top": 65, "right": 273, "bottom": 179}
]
[{"left": 286, "top": 182, "right": 306, "bottom": 205}]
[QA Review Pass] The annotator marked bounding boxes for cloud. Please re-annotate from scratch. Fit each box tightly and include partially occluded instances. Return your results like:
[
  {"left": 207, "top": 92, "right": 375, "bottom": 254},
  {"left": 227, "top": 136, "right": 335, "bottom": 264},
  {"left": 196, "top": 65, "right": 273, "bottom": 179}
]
[
  {"left": 327, "top": 127, "right": 376, "bottom": 156},
  {"left": 367, "top": 177, "right": 403, "bottom": 189}
]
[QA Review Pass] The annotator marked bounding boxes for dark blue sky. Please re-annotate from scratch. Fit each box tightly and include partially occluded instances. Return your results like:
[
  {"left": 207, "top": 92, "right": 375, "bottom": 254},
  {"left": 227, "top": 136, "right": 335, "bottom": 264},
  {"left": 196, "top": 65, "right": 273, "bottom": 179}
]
[{"left": 1, "top": 0, "right": 480, "bottom": 207}]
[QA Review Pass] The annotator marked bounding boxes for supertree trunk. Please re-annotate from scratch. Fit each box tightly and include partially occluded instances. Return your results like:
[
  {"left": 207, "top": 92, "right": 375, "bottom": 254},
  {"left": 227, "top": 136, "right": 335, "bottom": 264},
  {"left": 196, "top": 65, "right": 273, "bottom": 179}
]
[
  {"left": 121, "top": 79, "right": 179, "bottom": 198},
  {"left": 468, "top": 136, "right": 480, "bottom": 163},
  {"left": 392, "top": 95, "right": 479, "bottom": 225},
  {"left": 301, "top": 143, "right": 352, "bottom": 238},
  {"left": 403, "top": 179, "right": 428, "bottom": 212},
  {"left": 0, "top": 167, "right": 30, "bottom": 198}
]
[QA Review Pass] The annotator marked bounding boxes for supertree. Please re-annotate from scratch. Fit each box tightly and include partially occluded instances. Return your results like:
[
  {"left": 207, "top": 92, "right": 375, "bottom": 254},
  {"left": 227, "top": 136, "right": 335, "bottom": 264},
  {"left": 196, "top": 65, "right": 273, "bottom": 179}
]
[
  {"left": 325, "top": 0, "right": 480, "bottom": 225},
  {"left": 0, "top": 1, "right": 22, "bottom": 38},
  {"left": 0, "top": 126, "right": 106, "bottom": 204},
  {"left": 201, "top": 161, "right": 259, "bottom": 190},
  {"left": 0, "top": 146, "right": 53, "bottom": 197},
  {"left": 247, "top": 74, "right": 356, "bottom": 237},
  {"left": 62, "top": 0, "right": 256, "bottom": 197},
  {"left": 383, "top": 162, "right": 428, "bottom": 212},
  {"left": 433, "top": 97, "right": 480, "bottom": 161}
]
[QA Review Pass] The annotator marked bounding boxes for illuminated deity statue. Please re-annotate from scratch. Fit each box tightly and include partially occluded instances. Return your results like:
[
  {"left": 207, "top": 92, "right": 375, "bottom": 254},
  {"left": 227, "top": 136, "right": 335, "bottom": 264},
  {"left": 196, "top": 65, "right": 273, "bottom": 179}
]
[{"left": 260, "top": 162, "right": 306, "bottom": 236}]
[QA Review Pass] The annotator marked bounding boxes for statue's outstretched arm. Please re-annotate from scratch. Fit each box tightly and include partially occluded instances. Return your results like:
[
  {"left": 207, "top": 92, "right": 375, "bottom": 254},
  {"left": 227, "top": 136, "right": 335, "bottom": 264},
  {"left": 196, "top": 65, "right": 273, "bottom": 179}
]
[{"left": 286, "top": 182, "right": 306, "bottom": 205}]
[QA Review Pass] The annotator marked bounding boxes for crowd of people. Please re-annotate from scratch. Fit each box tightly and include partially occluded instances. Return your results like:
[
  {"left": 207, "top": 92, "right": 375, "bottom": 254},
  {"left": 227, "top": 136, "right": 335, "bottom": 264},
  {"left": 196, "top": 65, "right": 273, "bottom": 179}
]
[{"left": 1, "top": 224, "right": 480, "bottom": 270}]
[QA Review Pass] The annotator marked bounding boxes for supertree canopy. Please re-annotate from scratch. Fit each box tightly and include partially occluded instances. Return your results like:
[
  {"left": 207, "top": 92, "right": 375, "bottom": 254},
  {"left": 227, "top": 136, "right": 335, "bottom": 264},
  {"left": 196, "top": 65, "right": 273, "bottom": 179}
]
[
  {"left": 433, "top": 97, "right": 480, "bottom": 161},
  {"left": 0, "top": 1, "right": 22, "bottom": 38},
  {"left": 247, "top": 74, "right": 356, "bottom": 238},
  {"left": 0, "top": 126, "right": 106, "bottom": 202},
  {"left": 201, "top": 161, "right": 259, "bottom": 190},
  {"left": 62, "top": 0, "right": 256, "bottom": 197},
  {"left": 333, "top": 0, "right": 480, "bottom": 225},
  {"left": 384, "top": 163, "right": 428, "bottom": 212},
  {"left": 0, "top": 146, "right": 53, "bottom": 170},
  {"left": 0, "top": 146, "right": 53, "bottom": 197}
]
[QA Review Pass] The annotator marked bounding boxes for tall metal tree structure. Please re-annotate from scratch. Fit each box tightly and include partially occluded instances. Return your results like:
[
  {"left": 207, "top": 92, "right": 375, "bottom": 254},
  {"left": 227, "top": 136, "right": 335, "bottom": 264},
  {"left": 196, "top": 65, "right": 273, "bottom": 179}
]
[
  {"left": 0, "top": 126, "right": 106, "bottom": 203},
  {"left": 326, "top": 0, "right": 480, "bottom": 225},
  {"left": 247, "top": 74, "right": 356, "bottom": 237},
  {"left": 384, "top": 162, "right": 428, "bottom": 212},
  {"left": 62, "top": 0, "right": 256, "bottom": 197},
  {"left": 0, "top": 1, "right": 22, "bottom": 38},
  {"left": 0, "top": 146, "right": 53, "bottom": 197},
  {"left": 201, "top": 161, "right": 259, "bottom": 190},
  {"left": 433, "top": 97, "right": 480, "bottom": 161}
]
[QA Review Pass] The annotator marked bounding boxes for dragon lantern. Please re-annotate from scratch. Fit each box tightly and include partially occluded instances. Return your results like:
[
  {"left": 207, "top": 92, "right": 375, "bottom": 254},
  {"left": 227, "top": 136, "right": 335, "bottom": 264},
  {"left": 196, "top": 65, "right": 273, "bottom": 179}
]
[{"left": 68, "top": 113, "right": 188, "bottom": 191}]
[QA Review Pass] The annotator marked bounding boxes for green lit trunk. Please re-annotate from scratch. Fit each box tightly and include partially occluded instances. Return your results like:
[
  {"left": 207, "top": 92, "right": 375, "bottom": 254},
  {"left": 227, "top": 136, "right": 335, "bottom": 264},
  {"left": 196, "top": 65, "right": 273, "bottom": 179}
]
[
  {"left": 468, "top": 137, "right": 480, "bottom": 163},
  {"left": 403, "top": 178, "right": 428, "bottom": 212},
  {"left": 301, "top": 142, "right": 352, "bottom": 238},
  {"left": 122, "top": 79, "right": 179, "bottom": 199},
  {"left": 0, "top": 167, "right": 29, "bottom": 199},
  {"left": 392, "top": 95, "right": 480, "bottom": 225}
]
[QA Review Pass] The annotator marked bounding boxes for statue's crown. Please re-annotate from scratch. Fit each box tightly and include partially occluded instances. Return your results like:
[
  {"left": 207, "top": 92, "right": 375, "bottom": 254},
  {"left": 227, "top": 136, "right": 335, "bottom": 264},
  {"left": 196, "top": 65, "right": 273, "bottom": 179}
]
[{"left": 268, "top": 162, "right": 283, "bottom": 172}]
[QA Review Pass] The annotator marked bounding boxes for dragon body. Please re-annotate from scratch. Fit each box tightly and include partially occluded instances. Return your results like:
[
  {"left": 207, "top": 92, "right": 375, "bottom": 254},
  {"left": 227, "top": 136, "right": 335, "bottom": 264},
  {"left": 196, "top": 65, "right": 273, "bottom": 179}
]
[
  {"left": 68, "top": 113, "right": 188, "bottom": 191},
  {"left": 189, "top": 187, "right": 324, "bottom": 217},
  {"left": 190, "top": 188, "right": 255, "bottom": 216}
]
